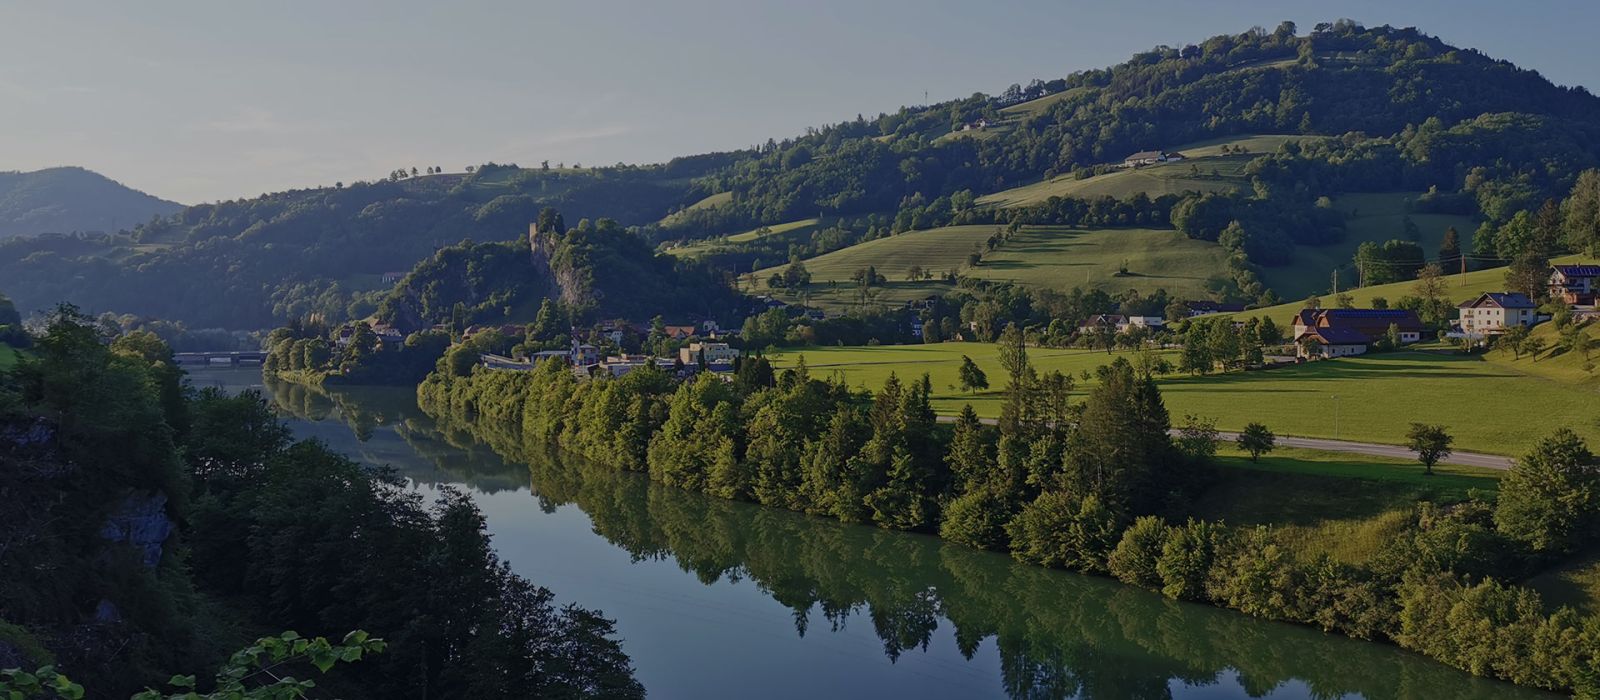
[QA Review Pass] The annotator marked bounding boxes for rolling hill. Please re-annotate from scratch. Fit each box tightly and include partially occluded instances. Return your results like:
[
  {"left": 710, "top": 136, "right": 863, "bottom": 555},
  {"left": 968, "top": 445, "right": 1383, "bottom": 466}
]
[
  {"left": 753, "top": 225, "right": 1235, "bottom": 310},
  {"left": 0, "top": 167, "right": 181, "bottom": 238},
  {"left": 6, "top": 22, "right": 1600, "bottom": 331}
]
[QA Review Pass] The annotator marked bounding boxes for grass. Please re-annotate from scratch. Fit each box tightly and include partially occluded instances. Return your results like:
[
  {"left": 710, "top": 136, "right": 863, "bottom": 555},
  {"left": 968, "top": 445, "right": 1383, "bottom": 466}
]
[
  {"left": 1526, "top": 548, "right": 1600, "bottom": 616},
  {"left": 975, "top": 134, "right": 1319, "bottom": 208},
  {"left": 750, "top": 225, "right": 1234, "bottom": 312},
  {"left": 658, "top": 191, "right": 732, "bottom": 227},
  {"left": 0, "top": 345, "right": 18, "bottom": 371},
  {"left": 1240, "top": 253, "right": 1598, "bottom": 326},
  {"left": 1484, "top": 319, "right": 1600, "bottom": 386},
  {"left": 1258, "top": 192, "right": 1478, "bottom": 300},
  {"left": 764, "top": 344, "right": 1600, "bottom": 456},
  {"left": 665, "top": 217, "right": 825, "bottom": 258},
  {"left": 1196, "top": 445, "right": 1502, "bottom": 563}
]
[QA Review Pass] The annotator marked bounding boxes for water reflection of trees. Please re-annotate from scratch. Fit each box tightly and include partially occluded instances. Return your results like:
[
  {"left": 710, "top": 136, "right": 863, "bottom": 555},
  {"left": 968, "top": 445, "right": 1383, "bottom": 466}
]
[
  {"left": 273, "top": 379, "right": 1549, "bottom": 700},
  {"left": 449, "top": 418, "right": 1543, "bottom": 700}
]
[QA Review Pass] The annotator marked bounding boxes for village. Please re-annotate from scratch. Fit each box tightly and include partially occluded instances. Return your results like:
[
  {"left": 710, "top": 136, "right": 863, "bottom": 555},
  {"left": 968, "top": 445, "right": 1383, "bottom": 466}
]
[{"left": 441, "top": 262, "right": 1600, "bottom": 382}]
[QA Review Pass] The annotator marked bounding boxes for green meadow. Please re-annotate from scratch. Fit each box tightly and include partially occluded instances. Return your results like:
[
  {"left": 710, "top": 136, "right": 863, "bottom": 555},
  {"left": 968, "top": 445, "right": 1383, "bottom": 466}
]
[{"left": 765, "top": 343, "right": 1600, "bottom": 456}]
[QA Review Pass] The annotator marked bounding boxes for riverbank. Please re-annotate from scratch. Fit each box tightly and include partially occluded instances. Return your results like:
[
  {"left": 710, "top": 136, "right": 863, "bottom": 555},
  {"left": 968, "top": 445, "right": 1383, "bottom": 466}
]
[
  {"left": 415, "top": 360, "right": 1600, "bottom": 697},
  {"left": 195, "top": 366, "right": 1558, "bottom": 700}
]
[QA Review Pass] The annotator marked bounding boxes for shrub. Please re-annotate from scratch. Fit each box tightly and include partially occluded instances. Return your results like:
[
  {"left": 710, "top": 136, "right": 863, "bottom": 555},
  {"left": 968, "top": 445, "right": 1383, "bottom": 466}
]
[{"left": 1107, "top": 516, "right": 1169, "bottom": 589}]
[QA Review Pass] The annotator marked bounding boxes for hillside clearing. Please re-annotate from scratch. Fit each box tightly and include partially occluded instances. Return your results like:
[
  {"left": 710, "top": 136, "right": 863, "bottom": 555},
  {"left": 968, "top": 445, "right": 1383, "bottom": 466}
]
[
  {"left": 658, "top": 191, "right": 732, "bottom": 226},
  {"left": 1258, "top": 192, "right": 1477, "bottom": 300},
  {"left": 667, "top": 217, "right": 824, "bottom": 258},
  {"left": 975, "top": 134, "right": 1319, "bottom": 208},
  {"left": 752, "top": 225, "right": 1233, "bottom": 311}
]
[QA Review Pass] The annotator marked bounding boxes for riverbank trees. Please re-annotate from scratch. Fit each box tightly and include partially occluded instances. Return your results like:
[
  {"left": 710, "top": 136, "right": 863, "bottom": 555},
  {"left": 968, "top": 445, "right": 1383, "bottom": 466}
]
[
  {"left": 420, "top": 323, "right": 1600, "bottom": 696},
  {"left": 0, "top": 307, "right": 642, "bottom": 698}
]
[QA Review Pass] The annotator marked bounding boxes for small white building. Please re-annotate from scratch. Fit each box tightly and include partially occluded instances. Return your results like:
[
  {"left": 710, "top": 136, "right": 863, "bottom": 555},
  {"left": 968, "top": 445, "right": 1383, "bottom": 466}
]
[
  {"left": 1295, "top": 327, "right": 1370, "bottom": 359},
  {"left": 1458, "top": 292, "right": 1538, "bottom": 336},
  {"left": 1117, "top": 316, "right": 1164, "bottom": 333}
]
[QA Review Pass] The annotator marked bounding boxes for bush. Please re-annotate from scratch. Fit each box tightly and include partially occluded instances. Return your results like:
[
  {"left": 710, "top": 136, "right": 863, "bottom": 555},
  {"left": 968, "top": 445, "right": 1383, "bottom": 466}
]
[
  {"left": 1107, "top": 516, "right": 1169, "bottom": 589},
  {"left": 1006, "top": 492, "right": 1121, "bottom": 573},
  {"left": 1157, "top": 519, "right": 1223, "bottom": 601}
]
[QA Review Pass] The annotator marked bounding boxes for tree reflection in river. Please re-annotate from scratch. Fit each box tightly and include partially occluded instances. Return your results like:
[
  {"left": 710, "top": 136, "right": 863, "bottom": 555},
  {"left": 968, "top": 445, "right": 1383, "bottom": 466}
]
[{"left": 241, "top": 371, "right": 1552, "bottom": 700}]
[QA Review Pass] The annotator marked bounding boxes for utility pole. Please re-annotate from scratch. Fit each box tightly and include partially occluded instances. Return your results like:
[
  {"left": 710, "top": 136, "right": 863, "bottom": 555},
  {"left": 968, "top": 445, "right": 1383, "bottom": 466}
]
[{"left": 1331, "top": 266, "right": 1339, "bottom": 295}]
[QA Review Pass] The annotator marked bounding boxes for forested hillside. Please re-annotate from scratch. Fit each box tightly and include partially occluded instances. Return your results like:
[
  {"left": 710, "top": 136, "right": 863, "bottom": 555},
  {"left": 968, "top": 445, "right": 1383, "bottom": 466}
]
[
  {"left": 4, "top": 21, "right": 1599, "bottom": 329},
  {"left": 0, "top": 167, "right": 180, "bottom": 238}
]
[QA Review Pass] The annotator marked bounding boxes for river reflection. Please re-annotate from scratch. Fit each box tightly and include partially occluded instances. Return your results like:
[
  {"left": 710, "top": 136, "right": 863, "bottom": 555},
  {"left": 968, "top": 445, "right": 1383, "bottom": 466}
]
[{"left": 191, "top": 368, "right": 1557, "bottom": 700}]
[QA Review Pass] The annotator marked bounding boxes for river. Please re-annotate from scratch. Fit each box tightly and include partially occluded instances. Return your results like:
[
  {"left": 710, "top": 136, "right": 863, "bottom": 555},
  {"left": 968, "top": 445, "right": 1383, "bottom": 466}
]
[{"left": 189, "top": 367, "right": 1557, "bottom": 700}]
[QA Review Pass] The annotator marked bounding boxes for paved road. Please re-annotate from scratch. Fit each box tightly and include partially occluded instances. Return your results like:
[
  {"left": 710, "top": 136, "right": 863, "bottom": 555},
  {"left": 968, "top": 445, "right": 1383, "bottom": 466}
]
[
  {"left": 935, "top": 416, "right": 1514, "bottom": 470},
  {"left": 1210, "top": 432, "right": 1513, "bottom": 470}
]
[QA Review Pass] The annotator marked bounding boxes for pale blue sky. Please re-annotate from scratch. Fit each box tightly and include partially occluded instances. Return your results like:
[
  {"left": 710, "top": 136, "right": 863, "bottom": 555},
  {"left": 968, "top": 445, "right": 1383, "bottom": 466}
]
[{"left": 2, "top": 1, "right": 1595, "bottom": 204}]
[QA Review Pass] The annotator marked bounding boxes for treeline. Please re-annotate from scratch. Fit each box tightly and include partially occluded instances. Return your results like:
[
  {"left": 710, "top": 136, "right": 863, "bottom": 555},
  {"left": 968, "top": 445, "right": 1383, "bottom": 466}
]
[
  {"left": 421, "top": 435, "right": 1542, "bottom": 699},
  {"left": 263, "top": 318, "right": 450, "bottom": 385},
  {"left": 420, "top": 327, "right": 1600, "bottom": 695},
  {"left": 0, "top": 307, "right": 642, "bottom": 698}
]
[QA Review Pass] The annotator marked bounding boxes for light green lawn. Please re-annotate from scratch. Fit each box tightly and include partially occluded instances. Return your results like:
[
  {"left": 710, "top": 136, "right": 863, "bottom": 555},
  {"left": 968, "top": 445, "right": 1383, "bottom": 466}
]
[
  {"left": 1483, "top": 319, "right": 1600, "bottom": 387},
  {"left": 766, "top": 344, "right": 1600, "bottom": 456}
]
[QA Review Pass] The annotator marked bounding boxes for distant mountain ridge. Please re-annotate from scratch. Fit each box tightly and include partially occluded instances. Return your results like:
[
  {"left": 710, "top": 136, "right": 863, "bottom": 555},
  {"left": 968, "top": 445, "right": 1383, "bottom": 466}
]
[{"left": 0, "top": 166, "right": 181, "bottom": 238}]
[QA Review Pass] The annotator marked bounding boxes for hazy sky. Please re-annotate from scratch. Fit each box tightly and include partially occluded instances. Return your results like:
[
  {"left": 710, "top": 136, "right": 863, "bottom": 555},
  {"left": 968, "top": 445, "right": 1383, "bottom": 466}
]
[{"left": 3, "top": 1, "right": 1596, "bottom": 204}]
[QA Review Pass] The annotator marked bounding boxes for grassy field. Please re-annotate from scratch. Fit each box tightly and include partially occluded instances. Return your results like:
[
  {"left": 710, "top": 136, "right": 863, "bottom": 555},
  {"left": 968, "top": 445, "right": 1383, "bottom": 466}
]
[
  {"left": 1242, "top": 253, "right": 1597, "bottom": 326},
  {"left": 1258, "top": 192, "right": 1478, "bottom": 300},
  {"left": 975, "top": 134, "right": 1317, "bottom": 208},
  {"left": 657, "top": 191, "right": 733, "bottom": 227},
  {"left": 765, "top": 343, "right": 1600, "bottom": 456},
  {"left": 666, "top": 217, "right": 825, "bottom": 258},
  {"left": 1483, "top": 317, "right": 1600, "bottom": 386},
  {"left": 1527, "top": 548, "right": 1600, "bottom": 616},
  {"left": 751, "top": 225, "right": 1234, "bottom": 311},
  {"left": 1200, "top": 445, "right": 1502, "bottom": 563}
]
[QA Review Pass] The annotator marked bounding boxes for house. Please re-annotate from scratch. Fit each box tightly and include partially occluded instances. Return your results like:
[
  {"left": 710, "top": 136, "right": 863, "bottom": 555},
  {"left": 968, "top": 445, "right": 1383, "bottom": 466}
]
[
  {"left": 960, "top": 118, "right": 994, "bottom": 131},
  {"left": 1123, "top": 150, "right": 1178, "bottom": 167},
  {"left": 572, "top": 343, "right": 601, "bottom": 366},
  {"left": 1550, "top": 264, "right": 1600, "bottom": 306},
  {"left": 663, "top": 325, "right": 697, "bottom": 340},
  {"left": 1079, "top": 314, "right": 1126, "bottom": 334},
  {"left": 1296, "top": 326, "right": 1371, "bottom": 359},
  {"left": 910, "top": 318, "right": 925, "bottom": 339},
  {"left": 679, "top": 342, "right": 739, "bottom": 366},
  {"left": 380, "top": 271, "right": 407, "bottom": 285},
  {"left": 1292, "top": 308, "right": 1425, "bottom": 358},
  {"left": 1184, "top": 300, "right": 1247, "bottom": 317},
  {"left": 1117, "top": 316, "right": 1164, "bottom": 333},
  {"left": 1457, "top": 292, "right": 1538, "bottom": 336},
  {"left": 1297, "top": 308, "right": 1424, "bottom": 344}
]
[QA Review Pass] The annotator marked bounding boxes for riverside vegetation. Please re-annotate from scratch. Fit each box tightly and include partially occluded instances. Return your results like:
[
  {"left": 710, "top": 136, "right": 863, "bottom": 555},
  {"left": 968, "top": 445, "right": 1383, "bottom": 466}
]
[
  {"left": 420, "top": 324, "right": 1600, "bottom": 696},
  {"left": 0, "top": 307, "right": 643, "bottom": 698}
]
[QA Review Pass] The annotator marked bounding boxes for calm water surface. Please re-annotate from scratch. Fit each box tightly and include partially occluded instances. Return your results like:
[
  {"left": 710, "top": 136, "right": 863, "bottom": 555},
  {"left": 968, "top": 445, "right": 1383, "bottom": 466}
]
[{"left": 190, "top": 368, "right": 1557, "bottom": 700}]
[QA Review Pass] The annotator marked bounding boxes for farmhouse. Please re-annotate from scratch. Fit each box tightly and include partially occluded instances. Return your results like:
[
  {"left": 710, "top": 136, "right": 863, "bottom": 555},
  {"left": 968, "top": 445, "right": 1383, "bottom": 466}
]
[
  {"left": 1123, "top": 150, "right": 1176, "bottom": 167},
  {"left": 1457, "top": 292, "right": 1538, "bottom": 336},
  {"left": 1078, "top": 314, "right": 1126, "bottom": 333},
  {"left": 1297, "top": 326, "right": 1371, "bottom": 359},
  {"left": 1184, "top": 300, "right": 1246, "bottom": 317},
  {"left": 1293, "top": 308, "right": 1425, "bottom": 358},
  {"left": 663, "top": 324, "right": 697, "bottom": 340},
  {"left": 679, "top": 342, "right": 739, "bottom": 366},
  {"left": 1549, "top": 264, "right": 1600, "bottom": 306},
  {"left": 1117, "top": 315, "right": 1164, "bottom": 333}
]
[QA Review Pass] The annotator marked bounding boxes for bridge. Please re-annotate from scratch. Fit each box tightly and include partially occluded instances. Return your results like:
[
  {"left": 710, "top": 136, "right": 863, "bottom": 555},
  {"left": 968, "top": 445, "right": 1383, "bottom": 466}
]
[{"left": 173, "top": 351, "right": 268, "bottom": 366}]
